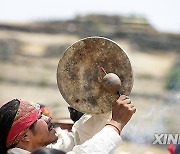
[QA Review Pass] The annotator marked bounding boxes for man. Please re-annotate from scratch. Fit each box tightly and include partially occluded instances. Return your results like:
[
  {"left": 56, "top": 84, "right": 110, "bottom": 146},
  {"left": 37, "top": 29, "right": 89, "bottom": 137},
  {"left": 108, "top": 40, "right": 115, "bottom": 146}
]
[{"left": 0, "top": 95, "right": 136, "bottom": 154}]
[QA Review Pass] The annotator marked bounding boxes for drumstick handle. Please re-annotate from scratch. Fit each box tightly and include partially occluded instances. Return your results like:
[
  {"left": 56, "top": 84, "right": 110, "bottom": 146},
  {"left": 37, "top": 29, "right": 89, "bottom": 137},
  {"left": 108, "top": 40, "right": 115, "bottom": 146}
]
[{"left": 117, "top": 91, "right": 121, "bottom": 96}]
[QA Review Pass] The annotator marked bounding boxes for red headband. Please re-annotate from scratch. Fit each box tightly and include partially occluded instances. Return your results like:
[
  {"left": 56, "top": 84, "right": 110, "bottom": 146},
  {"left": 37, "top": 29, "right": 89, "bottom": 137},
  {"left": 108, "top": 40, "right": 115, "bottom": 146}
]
[{"left": 6, "top": 99, "right": 40, "bottom": 147}]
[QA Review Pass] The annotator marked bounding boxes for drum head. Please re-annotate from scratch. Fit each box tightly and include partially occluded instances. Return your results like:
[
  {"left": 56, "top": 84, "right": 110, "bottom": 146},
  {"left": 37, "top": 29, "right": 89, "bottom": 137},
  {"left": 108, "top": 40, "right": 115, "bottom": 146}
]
[{"left": 57, "top": 37, "right": 133, "bottom": 114}]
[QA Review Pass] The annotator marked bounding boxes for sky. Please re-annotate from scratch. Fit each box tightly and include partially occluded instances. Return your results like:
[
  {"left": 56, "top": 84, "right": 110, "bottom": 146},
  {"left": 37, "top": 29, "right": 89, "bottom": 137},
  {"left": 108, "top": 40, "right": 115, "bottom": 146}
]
[{"left": 0, "top": 0, "right": 180, "bottom": 33}]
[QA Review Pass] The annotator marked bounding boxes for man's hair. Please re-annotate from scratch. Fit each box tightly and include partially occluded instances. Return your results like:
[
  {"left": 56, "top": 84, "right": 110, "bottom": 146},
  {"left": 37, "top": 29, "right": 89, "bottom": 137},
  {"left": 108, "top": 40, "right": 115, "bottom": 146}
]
[
  {"left": 31, "top": 147, "right": 66, "bottom": 154},
  {"left": 175, "top": 144, "right": 180, "bottom": 154},
  {"left": 68, "top": 107, "right": 84, "bottom": 123},
  {"left": 0, "top": 99, "right": 20, "bottom": 154}
]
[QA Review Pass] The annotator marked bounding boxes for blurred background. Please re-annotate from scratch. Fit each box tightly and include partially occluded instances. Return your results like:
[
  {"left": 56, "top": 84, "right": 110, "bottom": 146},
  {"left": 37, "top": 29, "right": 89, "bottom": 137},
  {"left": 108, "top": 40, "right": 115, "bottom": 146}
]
[{"left": 0, "top": 0, "right": 180, "bottom": 153}]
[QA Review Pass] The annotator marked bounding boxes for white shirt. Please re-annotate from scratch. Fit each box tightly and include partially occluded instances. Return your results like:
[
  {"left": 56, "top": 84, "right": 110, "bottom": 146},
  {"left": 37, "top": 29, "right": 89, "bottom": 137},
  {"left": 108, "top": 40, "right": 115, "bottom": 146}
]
[{"left": 7, "top": 113, "right": 122, "bottom": 154}]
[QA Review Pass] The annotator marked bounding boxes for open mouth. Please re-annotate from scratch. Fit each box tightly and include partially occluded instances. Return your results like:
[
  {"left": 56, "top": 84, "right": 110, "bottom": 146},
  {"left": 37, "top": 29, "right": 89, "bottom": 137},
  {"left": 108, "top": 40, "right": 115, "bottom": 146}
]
[
  {"left": 48, "top": 122, "right": 54, "bottom": 131},
  {"left": 47, "top": 118, "right": 54, "bottom": 131}
]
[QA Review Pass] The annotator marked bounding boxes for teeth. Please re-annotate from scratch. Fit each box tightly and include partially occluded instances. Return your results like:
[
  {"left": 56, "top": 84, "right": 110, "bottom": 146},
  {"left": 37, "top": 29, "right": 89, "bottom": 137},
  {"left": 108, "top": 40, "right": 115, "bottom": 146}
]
[
  {"left": 50, "top": 126, "right": 53, "bottom": 130},
  {"left": 55, "top": 132, "right": 58, "bottom": 137},
  {"left": 48, "top": 123, "right": 54, "bottom": 131}
]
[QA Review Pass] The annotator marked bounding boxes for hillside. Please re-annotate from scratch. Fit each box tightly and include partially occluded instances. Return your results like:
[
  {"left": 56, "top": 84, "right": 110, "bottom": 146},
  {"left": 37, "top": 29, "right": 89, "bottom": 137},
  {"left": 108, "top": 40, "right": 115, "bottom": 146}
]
[{"left": 0, "top": 14, "right": 179, "bottom": 154}]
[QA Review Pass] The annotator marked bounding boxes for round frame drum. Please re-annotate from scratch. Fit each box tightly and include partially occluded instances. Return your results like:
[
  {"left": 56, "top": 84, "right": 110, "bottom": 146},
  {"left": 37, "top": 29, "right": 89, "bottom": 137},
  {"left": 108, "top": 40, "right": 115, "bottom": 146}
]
[{"left": 57, "top": 37, "right": 133, "bottom": 114}]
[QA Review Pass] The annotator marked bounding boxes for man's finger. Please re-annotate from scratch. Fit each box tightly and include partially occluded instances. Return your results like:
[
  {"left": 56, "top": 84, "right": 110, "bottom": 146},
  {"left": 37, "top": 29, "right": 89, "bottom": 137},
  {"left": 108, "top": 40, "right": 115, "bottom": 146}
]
[
  {"left": 122, "top": 98, "right": 131, "bottom": 104},
  {"left": 128, "top": 104, "right": 134, "bottom": 108},
  {"left": 118, "top": 95, "right": 127, "bottom": 101},
  {"left": 131, "top": 107, "right": 136, "bottom": 113}
]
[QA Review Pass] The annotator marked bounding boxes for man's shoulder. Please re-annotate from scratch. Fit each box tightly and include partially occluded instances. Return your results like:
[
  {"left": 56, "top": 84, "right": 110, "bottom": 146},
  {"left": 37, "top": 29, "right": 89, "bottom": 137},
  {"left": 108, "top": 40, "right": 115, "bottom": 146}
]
[{"left": 7, "top": 148, "right": 30, "bottom": 154}]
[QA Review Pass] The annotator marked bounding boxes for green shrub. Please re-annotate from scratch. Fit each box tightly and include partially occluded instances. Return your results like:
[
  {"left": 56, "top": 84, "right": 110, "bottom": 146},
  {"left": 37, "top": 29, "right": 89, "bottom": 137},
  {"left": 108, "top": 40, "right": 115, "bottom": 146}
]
[
  {"left": 166, "top": 68, "right": 180, "bottom": 90},
  {"left": 0, "top": 75, "right": 6, "bottom": 82},
  {"left": 38, "top": 78, "right": 49, "bottom": 87}
]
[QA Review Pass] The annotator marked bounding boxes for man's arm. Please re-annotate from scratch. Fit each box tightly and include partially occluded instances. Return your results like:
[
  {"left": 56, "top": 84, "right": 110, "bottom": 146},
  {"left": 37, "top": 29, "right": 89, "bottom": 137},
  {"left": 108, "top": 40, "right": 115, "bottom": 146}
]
[
  {"left": 68, "top": 126, "right": 122, "bottom": 154},
  {"left": 69, "top": 95, "right": 136, "bottom": 154},
  {"left": 47, "top": 128, "right": 75, "bottom": 152}
]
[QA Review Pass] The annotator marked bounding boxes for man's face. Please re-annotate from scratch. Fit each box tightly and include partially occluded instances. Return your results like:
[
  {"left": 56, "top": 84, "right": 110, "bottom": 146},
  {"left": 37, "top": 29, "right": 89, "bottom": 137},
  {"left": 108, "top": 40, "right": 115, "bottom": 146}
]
[{"left": 27, "top": 112, "right": 58, "bottom": 148}]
